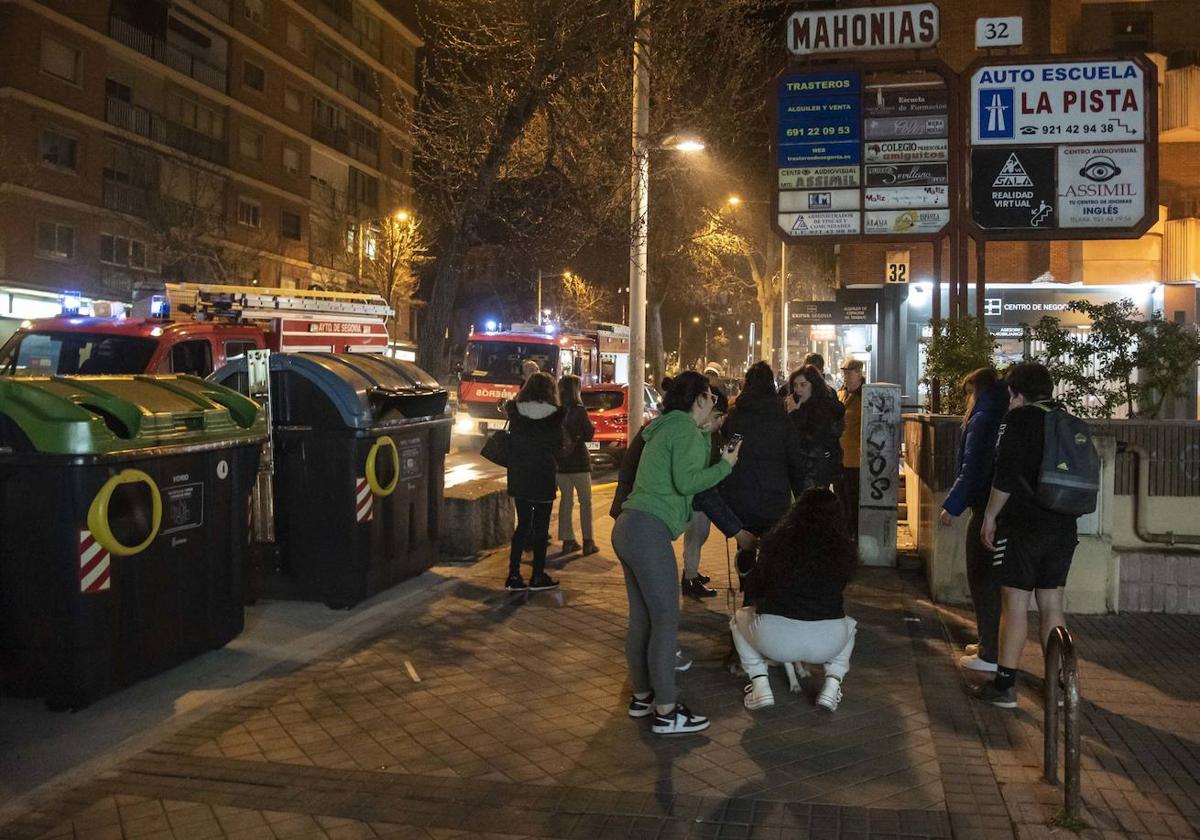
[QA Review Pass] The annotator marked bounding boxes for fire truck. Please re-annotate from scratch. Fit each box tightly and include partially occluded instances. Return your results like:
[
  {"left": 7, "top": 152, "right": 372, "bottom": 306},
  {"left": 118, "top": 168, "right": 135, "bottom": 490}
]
[
  {"left": 454, "top": 322, "right": 630, "bottom": 437},
  {"left": 0, "top": 283, "right": 393, "bottom": 378}
]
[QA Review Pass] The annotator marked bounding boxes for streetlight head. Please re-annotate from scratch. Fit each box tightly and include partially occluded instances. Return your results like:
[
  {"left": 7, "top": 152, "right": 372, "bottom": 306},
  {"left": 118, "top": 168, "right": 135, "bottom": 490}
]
[
  {"left": 691, "top": 315, "right": 701, "bottom": 323},
  {"left": 662, "top": 133, "right": 705, "bottom": 153},
  {"left": 393, "top": 210, "right": 411, "bottom": 221},
  {"left": 727, "top": 195, "right": 742, "bottom": 206}
]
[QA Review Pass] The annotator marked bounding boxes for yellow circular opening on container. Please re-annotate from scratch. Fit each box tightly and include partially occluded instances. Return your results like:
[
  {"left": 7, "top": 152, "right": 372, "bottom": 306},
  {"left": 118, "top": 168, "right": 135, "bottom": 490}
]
[
  {"left": 87, "top": 469, "right": 163, "bottom": 557},
  {"left": 366, "top": 436, "right": 400, "bottom": 497}
]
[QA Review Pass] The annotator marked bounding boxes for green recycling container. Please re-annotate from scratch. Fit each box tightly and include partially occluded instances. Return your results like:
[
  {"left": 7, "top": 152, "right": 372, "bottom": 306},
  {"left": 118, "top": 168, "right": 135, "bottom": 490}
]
[{"left": 0, "top": 375, "right": 266, "bottom": 710}]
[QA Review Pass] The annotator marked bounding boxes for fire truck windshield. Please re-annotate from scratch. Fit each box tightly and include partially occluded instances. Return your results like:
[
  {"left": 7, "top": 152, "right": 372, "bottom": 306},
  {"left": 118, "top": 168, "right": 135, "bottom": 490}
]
[
  {"left": 0, "top": 331, "right": 158, "bottom": 376},
  {"left": 462, "top": 340, "right": 558, "bottom": 384}
]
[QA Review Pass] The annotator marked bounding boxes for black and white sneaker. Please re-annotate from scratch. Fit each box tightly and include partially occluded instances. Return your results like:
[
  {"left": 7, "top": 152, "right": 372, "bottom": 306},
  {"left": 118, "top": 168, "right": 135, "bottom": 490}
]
[
  {"left": 674, "top": 650, "right": 692, "bottom": 671},
  {"left": 504, "top": 574, "right": 527, "bottom": 591},
  {"left": 652, "top": 703, "right": 710, "bottom": 735},
  {"left": 528, "top": 573, "right": 559, "bottom": 592},
  {"left": 628, "top": 693, "right": 654, "bottom": 718}
]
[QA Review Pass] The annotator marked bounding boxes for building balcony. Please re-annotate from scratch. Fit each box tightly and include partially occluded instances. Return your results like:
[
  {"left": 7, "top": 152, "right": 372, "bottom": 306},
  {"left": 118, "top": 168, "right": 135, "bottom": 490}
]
[
  {"left": 313, "top": 62, "right": 380, "bottom": 113},
  {"left": 105, "top": 96, "right": 228, "bottom": 166},
  {"left": 191, "top": 0, "right": 231, "bottom": 22},
  {"left": 102, "top": 179, "right": 152, "bottom": 217},
  {"left": 1161, "top": 64, "right": 1200, "bottom": 142},
  {"left": 311, "top": 120, "right": 378, "bottom": 169},
  {"left": 312, "top": 0, "right": 382, "bottom": 60},
  {"left": 109, "top": 15, "right": 227, "bottom": 94}
]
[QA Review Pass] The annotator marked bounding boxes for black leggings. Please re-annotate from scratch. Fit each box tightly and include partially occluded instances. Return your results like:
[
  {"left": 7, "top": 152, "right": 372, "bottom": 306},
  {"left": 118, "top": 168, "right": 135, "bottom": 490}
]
[{"left": 509, "top": 499, "right": 553, "bottom": 577}]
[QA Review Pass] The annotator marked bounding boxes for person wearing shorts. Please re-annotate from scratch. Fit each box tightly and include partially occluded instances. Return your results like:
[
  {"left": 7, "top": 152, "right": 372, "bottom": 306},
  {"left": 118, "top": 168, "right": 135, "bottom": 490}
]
[{"left": 975, "top": 363, "right": 1078, "bottom": 709}]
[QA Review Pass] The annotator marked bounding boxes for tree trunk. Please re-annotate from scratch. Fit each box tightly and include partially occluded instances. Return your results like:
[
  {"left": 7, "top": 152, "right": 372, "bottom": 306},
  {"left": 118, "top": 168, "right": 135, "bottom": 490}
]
[
  {"left": 756, "top": 284, "right": 776, "bottom": 368},
  {"left": 418, "top": 254, "right": 461, "bottom": 378},
  {"left": 647, "top": 298, "right": 665, "bottom": 385}
]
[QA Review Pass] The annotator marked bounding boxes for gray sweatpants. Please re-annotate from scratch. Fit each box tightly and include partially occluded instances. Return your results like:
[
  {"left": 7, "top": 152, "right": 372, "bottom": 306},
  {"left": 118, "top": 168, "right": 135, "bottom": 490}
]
[
  {"left": 556, "top": 472, "right": 593, "bottom": 541},
  {"left": 611, "top": 508, "right": 680, "bottom": 706},
  {"left": 681, "top": 511, "right": 710, "bottom": 579}
]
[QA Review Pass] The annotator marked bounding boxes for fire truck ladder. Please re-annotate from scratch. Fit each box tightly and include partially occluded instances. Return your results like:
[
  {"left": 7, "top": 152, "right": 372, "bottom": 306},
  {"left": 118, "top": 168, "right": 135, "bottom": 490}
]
[{"left": 166, "top": 283, "right": 394, "bottom": 322}]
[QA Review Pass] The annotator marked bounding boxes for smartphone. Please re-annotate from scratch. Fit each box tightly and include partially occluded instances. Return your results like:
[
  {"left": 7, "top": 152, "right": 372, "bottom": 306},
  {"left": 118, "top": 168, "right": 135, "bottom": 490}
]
[{"left": 725, "top": 433, "right": 743, "bottom": 453}]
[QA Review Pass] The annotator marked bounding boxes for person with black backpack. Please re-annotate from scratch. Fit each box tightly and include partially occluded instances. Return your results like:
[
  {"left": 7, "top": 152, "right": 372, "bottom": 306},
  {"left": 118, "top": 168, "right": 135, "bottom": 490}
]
[{"left": 973, "top": 362, "right": 1099, "bottom": 709}]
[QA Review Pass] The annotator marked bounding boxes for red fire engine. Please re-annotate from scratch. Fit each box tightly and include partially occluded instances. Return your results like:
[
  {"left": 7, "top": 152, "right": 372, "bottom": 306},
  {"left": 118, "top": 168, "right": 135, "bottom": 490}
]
[
  {"left": 454, "top": 322, "right": 630, "bottom": 437},
  {"left": 0, "top": 284, "right": 393, "bottom": 378}
]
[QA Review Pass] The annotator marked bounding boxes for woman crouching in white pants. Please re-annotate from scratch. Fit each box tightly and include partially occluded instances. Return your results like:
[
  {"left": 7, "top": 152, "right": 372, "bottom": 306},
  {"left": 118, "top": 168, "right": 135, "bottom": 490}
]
[{"left": 730, "top": 487, "right": 858, "bottom": 712}]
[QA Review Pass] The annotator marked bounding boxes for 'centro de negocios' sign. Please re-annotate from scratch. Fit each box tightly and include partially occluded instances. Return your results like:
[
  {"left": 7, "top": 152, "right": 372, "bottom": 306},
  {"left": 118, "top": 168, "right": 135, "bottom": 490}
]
[{"left": 787, "top": 3, "right": 939, "bottom": 56}]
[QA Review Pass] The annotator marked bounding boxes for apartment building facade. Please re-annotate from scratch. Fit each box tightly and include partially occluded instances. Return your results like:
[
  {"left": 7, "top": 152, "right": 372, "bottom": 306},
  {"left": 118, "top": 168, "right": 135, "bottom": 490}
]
[{"left": 0, "top": 0, "right": 420, "bottom": 342}]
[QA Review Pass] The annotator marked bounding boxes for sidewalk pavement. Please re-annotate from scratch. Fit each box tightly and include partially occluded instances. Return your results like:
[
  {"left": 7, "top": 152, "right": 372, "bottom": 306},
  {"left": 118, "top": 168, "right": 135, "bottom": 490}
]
[{"left": 1, "top": 484, "right": 1198, "bottom": 840}]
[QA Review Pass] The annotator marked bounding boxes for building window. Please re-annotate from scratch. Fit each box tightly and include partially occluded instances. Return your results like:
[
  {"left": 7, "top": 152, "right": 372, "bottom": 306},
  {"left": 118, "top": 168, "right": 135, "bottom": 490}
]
[
  {"left": 41, "top": 36, "right": 80, "bottom": 84},
  {"left": 237, "top": 196, "right": 261, "bottom": 228},
  {"left": 1113, "top": 12, "right": 1152, "bottom": 48},
  {"left": 282, "top": 146, "right": 300, "bottom": 175},
  {"left": 239, "top": 127, "right": 263, "bottom": 161},
  {"left": 36, "top": 221, "right": 75, "bottom": 260},
  {"left": 243, "top": 60, "right": 265, "bottom": 93},
  {"left": 391, "top": 145, "right": 406, "bottom": 170},
  {"left": 283, "top": 85, "right": 302, "bottom": 113},
  {"left": 38, "top": 129, "right": 78, "bottom": 170},
  {"left": 100, "top": 234, "right": 150, "bottom": 269},
  {"left": 243, "top": 0, "right": 265, "bottom": 27},
  {"left": 281, "top": 210, "right": 302, "bottom": 241},
  {"left": 286, "top": 19, "right": 305, "bottom": 53},
  {"left": 167, "top": 93, "right": 224, "bottom": 139}
]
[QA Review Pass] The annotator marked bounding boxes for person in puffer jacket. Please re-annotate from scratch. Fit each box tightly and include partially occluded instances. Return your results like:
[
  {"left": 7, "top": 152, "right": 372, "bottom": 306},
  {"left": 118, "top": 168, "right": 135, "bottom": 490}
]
[
  {"left": 504, "top": 371, "right": 565, "bottom": 593},
  {"left": 940, "top": 367, "right": 1009, "bottom": 673}
]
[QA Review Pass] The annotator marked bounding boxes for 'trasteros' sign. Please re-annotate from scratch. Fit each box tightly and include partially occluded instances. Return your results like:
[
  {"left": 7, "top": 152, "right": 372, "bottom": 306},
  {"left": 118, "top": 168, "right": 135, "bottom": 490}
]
[
  {"left": 971, "top": 60, "right": 1147, "bottom": 145},
  {"left": 787, "top": 4, "right": 938, "bottom": 56}
]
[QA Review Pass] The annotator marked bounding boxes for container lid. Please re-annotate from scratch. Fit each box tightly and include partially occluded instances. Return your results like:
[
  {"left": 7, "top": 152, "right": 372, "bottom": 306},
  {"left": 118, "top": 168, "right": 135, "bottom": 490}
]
[
  {"left": 211, "top": 353, "right": 446, "bottom": 430},
  {"left": 0, "top": 375, "right": 267, "bottom": 455}
]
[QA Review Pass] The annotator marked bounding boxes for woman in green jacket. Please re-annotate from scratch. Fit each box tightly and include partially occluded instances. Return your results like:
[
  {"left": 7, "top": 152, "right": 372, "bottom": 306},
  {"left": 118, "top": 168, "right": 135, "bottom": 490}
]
[{"left": 613, "top": 371, "right": 741, "bottom": 735}]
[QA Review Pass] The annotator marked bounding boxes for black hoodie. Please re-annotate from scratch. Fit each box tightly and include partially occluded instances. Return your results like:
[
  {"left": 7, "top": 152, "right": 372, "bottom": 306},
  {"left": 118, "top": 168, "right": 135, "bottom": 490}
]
[{"left": 720, "top": 394, "right": 808, "bottom": 530}]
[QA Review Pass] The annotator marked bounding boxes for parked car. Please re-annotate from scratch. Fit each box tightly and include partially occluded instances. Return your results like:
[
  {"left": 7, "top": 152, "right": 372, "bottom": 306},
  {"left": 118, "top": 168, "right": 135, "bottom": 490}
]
[{"left": 581, "top": 382, "right": 661, "bottom": 466}]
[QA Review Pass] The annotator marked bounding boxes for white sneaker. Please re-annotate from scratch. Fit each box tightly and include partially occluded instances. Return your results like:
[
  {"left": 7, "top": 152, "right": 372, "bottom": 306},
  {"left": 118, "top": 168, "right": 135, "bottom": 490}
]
[
  {"left": 816, "top": 676, "right": 843, "bottom": 712},
  {"left": 651, "top": 702, "right": 710, "bottom": 735},
  {"left": 742, "top": 675, "right": 775, "bottom": 710},
  {"left": 959, "top": 653, "right": 998, "bottom": 673},
  {"left": 964, "top": 643, "right": 980, "bottom": 657}
]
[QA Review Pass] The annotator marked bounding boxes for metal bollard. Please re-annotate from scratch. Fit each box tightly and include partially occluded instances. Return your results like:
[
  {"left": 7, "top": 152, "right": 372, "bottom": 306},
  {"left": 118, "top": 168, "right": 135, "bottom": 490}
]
[{"left": 1043, "top": 625, "right": 1082, "bottom": 820}]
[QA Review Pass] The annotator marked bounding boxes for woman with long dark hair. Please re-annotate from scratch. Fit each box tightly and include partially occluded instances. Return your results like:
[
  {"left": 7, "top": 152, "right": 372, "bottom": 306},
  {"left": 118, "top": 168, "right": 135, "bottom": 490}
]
[
  {"left": 613, "top": 371, "right": 741, "bottom": 735},
  {"left": 504, "top": 371, "right": 564, "bottom": 592},
  {"left": 555, "top": 374, "right": 597, "bottom": 555},
  {"left": 784, "top": 364, "right": 843, "bottom": 490},
  {"left": 720, "top": 361, "right": 807, "bottom": 534},
  {"left": 731, "top": 488, "right": 858, "bottom": 712},
  {"left": 940, "top": 366, "right": 1009, "bottom": 673}
]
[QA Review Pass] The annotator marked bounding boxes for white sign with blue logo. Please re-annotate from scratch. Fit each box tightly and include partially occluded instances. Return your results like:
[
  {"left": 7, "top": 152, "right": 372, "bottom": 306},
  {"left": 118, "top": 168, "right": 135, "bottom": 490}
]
[
  {"left": 971, "top": 60, "right": 1146, "bottom": 145},
  {"left": 779, "top": 189, "right": 861, "bottom": 212}
]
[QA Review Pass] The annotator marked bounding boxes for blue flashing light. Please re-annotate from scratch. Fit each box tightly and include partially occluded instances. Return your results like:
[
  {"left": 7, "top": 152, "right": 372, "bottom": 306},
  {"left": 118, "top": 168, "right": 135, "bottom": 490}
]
[
  {"left": 61, "top": 291, "right": 82, "bottom": 316},
  {"left": 543, "top": 323, "right": 556, "bottom": 335},
  {"left": 484, "top": 319, "right": 498, "bottom": 332}
]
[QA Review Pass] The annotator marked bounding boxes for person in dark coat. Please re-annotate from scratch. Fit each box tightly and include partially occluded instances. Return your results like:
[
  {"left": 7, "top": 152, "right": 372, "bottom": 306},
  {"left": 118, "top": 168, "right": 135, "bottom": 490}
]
[
  {"left": 555, "top": 374, "right": 597, "bottom": 556},
  {"left": 784, "top": 365, "right": 843, "bottom": 490},
  {"left": 720, "top": 362, "right": 808, "bottom": 534},
  {"left": 731, "top": 488, "right": 858, "bottom": 713},
  {"left": 940, "top": 367, "right": 1009, "bottom": 673},
  {"left": 504, "top": 371, "right": 564, "bottom": 592}
]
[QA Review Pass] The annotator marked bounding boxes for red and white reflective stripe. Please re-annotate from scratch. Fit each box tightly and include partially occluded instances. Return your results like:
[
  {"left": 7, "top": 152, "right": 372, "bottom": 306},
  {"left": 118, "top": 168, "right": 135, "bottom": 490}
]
[
  {"left": 355, "top": 477, "right": 374, "bottom": 523},
  {"left": 78, "top": 530, "right": 111, "bottom": 594}
]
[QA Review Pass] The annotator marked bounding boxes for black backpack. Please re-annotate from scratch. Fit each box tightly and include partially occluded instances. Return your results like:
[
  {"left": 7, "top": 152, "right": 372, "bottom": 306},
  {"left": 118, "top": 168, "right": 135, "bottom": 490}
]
[{"left": 1027, "top": 402, "right": 1100, "bottom": 516}]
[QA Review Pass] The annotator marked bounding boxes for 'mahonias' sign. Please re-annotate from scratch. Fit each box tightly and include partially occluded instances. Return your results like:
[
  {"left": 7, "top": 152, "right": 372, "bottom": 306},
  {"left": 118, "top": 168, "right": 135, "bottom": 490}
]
[{"left": 787, "top": 4, "right": 939, "bottom": 56}]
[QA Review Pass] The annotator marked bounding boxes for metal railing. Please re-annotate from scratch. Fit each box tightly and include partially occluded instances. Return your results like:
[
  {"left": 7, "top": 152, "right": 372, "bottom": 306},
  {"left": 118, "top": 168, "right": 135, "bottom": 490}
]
[
  {"left": 1043, "top": 626, "right": 1082, "bottom": 821},
  {"left": 102, "top": 180, "right": 151, "bottom": 217},
  {"left": 105, "top": 96, "right": 227, "bottom": 166},
  {"left": 109, "top": 16, "right": 227, "bottom": 93}
]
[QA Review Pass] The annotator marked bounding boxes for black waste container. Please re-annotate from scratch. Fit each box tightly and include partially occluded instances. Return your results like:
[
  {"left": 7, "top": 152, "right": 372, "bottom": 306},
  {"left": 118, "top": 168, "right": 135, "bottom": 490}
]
[
  {"left": 212, "top": 353, "right": 451, "bottom": 608},
  {"left": 0, "top": 375, "right": 266, "bottom": 709}
]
